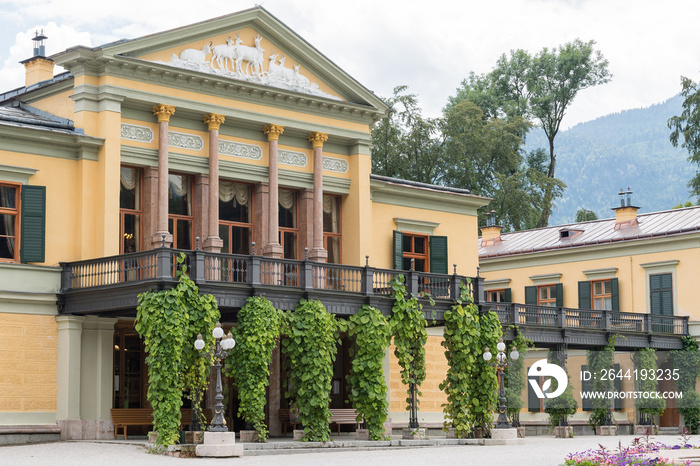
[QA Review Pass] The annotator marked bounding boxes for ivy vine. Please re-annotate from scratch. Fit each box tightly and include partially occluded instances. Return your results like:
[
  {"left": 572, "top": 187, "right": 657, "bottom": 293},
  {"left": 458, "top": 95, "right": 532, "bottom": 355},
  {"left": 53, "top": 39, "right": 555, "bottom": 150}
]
[
  {"left": 282, "top": 299, "right": 338, "bottom": 442},
  {"left": 544, "top": 350, "right": 578, "bottom": 429},
  {"left": 586, "top": 336, "right": 617, "bottom": 429},
  {"left": 388, "top": 274, "right": 427, "bottom": 420},
  {"left": 346, "top": 304, "right": 391, "bottom": 440},
  {"left": 635, "top": 348, "right": 666, "bottom": 424},
  {"left": 673, "top": 336, "right": 700, "bottom": 433},
  {"left": 440, "top": 282, "right": 501, "bottom": 438},
  {"left": 504, "top": 328, "right": 533, "bottom": 427},
  {"left": 135, "top": 254, "right": 219, "bottom": 445},
  {"left": 224, "top": 296, "right": 282, "bottom": 442}
]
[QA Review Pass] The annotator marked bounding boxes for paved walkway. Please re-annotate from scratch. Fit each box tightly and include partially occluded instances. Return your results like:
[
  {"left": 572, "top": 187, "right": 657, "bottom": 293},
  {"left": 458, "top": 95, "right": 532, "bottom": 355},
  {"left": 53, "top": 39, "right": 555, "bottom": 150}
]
[{"left": 1, "top": 435, "right": 698, "bottom": 465}]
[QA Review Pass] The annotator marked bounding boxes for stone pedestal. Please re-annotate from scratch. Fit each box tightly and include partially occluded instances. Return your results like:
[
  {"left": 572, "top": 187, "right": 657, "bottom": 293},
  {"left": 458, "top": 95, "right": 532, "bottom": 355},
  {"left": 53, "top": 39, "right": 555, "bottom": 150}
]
[
  {"left": 484, "top": 428, "right": 524, "bottom": 445},
  {"left": 293, "top": 429, "right": 304, "bottom": 441},
  {"left": 185, "top": 431, "right": 204, "bottom": 444},
  {"left": 355, "top": 428, "right": 370, "bottom": 440},
  {"left": 239, "top": 430, "right": 260, "bottom": 443},
  {"left": 445, "top": 427, "right": 456, "bottom": 439},
  {"left": 634, "top": 425, "right": 658, "bottom": 436},
  {"left": 554, "top": 426, "right": 574, "bottom": 438},
  {"left": 402, "top": 428, "right": 427, "bottom": 439},
  {"left": 195, "top": 432, "right": 243, "bottom": 457},
  {"left": 596, "top": 425, "right": 618, "bottom": 436},
  {"left": 516, "top": 426, "right": 526, "bottom": 438}
]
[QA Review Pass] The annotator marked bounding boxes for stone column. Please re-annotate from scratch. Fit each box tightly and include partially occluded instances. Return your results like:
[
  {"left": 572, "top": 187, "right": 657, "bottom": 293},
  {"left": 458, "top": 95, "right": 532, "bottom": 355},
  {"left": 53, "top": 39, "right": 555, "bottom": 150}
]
[
  {"left": 203, "top": 113, "right": 226, "bottom": 252},
  {"left": 80, "top": 316, "right": 118, "bottom": 440},
  {"left": 262, "top": 124, "right": 284, "bottom": 258},
  {"left": 152, "top": 104, "right": 175, "bottom": 248},
  {"left": 56, "top": 315, "right": 85, "bottom": 440},
  {"left": 308, "top": 132, "right": 328, "bottom": 262}
]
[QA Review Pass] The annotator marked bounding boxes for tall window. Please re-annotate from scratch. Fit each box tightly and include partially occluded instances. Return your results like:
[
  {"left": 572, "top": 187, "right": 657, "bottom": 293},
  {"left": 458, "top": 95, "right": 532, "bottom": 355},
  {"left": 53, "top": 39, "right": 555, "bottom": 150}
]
[
  {"left": 119, "top": 167, "right": 142, "bottom": 253},
  {"left": 538, "top": 284, "right": 557, "bottom": 307},
  {"left": 402, "top": 232, "right": 429, "bottom": 272},
  {"left": 323, "top": 194, "right": 341, "bottom": 264},
  {"left": 650, "top": 273, "right": 673, "bottom": 316},
  {"left": 591, "top": 279, "right": 612, "bottom": 310},
  {"left": 279, "top": 189, "right": 298, "bottom": 259},
  {"left": 219, "top": 180, "right": 253, "bottom": 254},
  {"left": 168, "top": 173, "right": 194, "bottom": 250},
  {"left": 0, "top": 183, "right": 19, "bottom": 261}
]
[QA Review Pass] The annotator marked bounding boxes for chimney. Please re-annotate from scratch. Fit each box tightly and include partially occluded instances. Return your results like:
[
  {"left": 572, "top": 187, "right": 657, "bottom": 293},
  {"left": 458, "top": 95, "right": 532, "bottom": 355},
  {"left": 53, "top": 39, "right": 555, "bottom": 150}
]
[
  {"left": 20, "top": 30, "right": 54, "bottom": 87},
  {"left": 480, "top": 210, "right": 502, "bottom": 246},
  {"left": 612, "top": 187, "right": 639, "bottom": 230}
]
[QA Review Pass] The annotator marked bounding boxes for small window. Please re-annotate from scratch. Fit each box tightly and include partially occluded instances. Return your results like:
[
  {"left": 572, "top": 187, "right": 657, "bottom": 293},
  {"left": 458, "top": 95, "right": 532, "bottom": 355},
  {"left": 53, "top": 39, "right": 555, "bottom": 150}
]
[
  {"left": 168, "top": 173, "right": 194, "bottom": 249},
  {"left": 538, "top": 285, "right": 557, "bottom": 307},
  {"left": 401, "top": 232, "right": 429, "bottom": 272},
  {"left": 279, "top": 189, "right": 298, "bottom": 259},
  {"left": 0, "top": 183, "right": 20, "bottom": 261},
  {"left": 120, "top": 167, "right": 142, "bottom": 253},
  {"left": 487, "top": 289, "right": 506, "bottom": 302},
  {"left": 592, "top": 279, "right": 612, "bottom": 310},
  {"left": 219, "top": 180, "right": 253, "bottom": 255},
  {"left": 323, "top": 194, "right": 341, "bottom": 264}
]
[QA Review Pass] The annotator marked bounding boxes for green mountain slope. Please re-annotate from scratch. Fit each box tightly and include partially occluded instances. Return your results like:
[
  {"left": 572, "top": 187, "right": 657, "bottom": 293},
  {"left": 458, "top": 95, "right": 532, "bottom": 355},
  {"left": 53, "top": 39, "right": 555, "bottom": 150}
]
[{"left": 525, "top": 95, "right": 696, "bottom": 226}]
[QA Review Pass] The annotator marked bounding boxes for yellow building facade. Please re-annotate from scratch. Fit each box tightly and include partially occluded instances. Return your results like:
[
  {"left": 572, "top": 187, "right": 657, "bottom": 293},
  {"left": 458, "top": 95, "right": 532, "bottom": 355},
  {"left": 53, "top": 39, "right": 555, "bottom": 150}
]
[{"left": 0, "top": 8, "right": 488, "bottom": 442}]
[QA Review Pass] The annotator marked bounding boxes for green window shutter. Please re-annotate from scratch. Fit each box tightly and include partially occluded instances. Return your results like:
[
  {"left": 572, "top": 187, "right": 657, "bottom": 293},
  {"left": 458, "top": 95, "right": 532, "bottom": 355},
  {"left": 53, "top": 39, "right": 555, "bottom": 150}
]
[
  {"left": 525, "top": 286, "right": 537, "bottom": 305},
  {"left": 611, "top": 278, "right": 619, "bottom": 311},
  {"left": 20, "top": 185, "right": 46, "bottom": 263},
  {"left": 504, "top": 288, "right": 512, "bottom": 303},
  {"left": 555, "top": 283, "right": 564, "bottom": 307},
  {"left": 392, "top": 230, "right": 403, "bottom": 270},
  {"left": 650, "top": 274, "right": 673, "bottom": 316},
  {"left": 581, "top": 365, "right": 593, "bottom": 411},
  {"left": 578, "top": 281, "right": 591, "bottom": 310},
  {"left": 527, "top": 369, "right": 541, "bottom": 412},
  {"left": 429, "top": 235, "right": 448, "bottom": 274}
]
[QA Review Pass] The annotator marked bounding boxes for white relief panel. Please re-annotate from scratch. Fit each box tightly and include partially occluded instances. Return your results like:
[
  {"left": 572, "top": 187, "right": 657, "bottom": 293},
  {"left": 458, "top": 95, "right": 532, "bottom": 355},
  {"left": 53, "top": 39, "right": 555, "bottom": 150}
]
[
  {"left": 279, "top": 150, "right": 307, "bottom": 167},
  {"left": 168, "top": 131, "right": 204, "bottom": 151},
  {"left": 120, "top": 123, "right": 154, "bottom": 143},
  {"left": 322, "top": 156, "right": 349, "bottom": 173},
  {"left": 218, "top": 140, "right": 263, "bottom": 160}
]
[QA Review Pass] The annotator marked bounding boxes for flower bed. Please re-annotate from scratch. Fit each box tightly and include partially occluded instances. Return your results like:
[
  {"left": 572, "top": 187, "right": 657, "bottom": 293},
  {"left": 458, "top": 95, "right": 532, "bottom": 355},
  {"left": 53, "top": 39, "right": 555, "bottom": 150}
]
[{"left": 563, "top": 437, "right": 696, "bottom": 466}]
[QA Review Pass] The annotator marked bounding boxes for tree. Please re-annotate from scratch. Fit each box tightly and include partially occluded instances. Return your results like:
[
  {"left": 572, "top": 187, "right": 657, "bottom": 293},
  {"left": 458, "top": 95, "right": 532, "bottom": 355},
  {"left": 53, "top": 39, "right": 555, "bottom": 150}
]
[
  {"left": 575, "top": 209, "right": 598, "bottom": 222},
  {"left": 669, "top": 76, "right": 700, "bottom": 199},
  {"left": 488, "top": 39, "right": 612, "bottom": 227}
]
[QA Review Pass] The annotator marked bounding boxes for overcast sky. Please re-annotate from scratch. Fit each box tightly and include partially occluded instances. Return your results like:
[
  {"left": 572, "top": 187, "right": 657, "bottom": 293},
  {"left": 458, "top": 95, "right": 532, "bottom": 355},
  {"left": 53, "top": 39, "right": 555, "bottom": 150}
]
[{"left": 1, "top": 0, "right": 699, "bottom": 129}]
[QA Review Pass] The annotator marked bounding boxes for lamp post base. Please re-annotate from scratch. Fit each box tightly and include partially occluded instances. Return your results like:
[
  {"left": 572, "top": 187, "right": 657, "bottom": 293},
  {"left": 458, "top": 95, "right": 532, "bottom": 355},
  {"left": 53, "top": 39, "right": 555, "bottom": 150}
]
[
  {"left": 195, "top": 432, "right": 243, "bottom": 457},
  {"left": 484, "top": 428, "right": 523, "bottom": 446}
]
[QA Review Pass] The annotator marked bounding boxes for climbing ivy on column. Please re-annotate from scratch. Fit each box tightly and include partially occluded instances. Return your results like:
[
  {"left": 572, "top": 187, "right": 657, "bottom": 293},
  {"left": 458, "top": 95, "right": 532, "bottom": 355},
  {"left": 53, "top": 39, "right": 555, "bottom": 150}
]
[
  {"left": 347, "top": 304, "right": 391, "bottom": 440},
  {"left": 388, "top": 274, "right": 427, "bottom": 421},
  {"left": 282, "top": 299, "right": 338, "bottom": 442},
  {"left": 224, "top": 296, "right": 282, "bottom": 441},
  {"left": 587, "top": 336, "right": 617, "bottom": 429},
  {"left": 504, "top": 328, "right": 533, "bottom": 427},
  {"left": 635, "top": 348, "right": 665, "bottom": 425},
  {"left": 135, "top": 254, "right": 220, "bottom": 446},
  {"left": 673, "top": 336, "right": 700, "bottom": 433}
]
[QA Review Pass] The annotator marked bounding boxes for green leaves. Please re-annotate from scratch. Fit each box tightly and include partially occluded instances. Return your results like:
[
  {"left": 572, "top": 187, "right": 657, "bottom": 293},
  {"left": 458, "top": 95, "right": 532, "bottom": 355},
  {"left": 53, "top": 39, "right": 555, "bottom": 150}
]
[
  {"left": 441, "top": 283, "right": 502, "bottom": 438},
  {"left": 282, "top": 299, "right": 338, "bottom": 442},
  {"left": 669, "top": 77, "right": 700, "bottom": 198},
  {"left": 347, "top": 305, "right": 390, "bottom": 440}
]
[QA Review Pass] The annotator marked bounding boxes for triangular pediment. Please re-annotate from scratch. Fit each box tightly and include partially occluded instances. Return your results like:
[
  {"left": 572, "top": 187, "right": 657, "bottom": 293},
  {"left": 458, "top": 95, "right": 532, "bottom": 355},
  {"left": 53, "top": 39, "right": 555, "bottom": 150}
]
[{"left": 92, "top": 7, "right": 385, "bottom": 110}]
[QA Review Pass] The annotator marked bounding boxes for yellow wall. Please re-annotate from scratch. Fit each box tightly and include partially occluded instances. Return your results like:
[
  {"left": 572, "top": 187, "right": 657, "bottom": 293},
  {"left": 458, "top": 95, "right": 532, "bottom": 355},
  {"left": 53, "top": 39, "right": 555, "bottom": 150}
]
[{"left": 0, "top": 314, "right": 57, "bottom": 412}]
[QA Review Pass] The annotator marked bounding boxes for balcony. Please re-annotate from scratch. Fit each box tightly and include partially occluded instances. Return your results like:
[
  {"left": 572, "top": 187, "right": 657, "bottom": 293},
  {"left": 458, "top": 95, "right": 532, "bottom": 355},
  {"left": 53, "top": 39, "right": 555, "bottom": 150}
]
[
  {"left": 57, "top": 247, "right": 689, "bottom": 350},
  {"left": 58, "top": 247, "right": 476, "bottom": 319}
]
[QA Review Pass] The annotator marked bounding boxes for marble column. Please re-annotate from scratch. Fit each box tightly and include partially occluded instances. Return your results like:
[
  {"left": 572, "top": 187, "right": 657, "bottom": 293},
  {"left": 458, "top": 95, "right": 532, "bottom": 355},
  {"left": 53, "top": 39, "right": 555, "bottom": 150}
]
[
  {"left": 262, "top": 124, "right": 284, "bottom": 258},
  {"left": 152, "top": 104, "right": 175, "bottom": 248},
  {"left": 203, "top": 113, "right": 225, "bottom": 252},
  {"left": 56, "top": 315, "right": 85, "bottom": 440},
  {"left": 308, "top": 132, "right": 328, "bottom": 262}
]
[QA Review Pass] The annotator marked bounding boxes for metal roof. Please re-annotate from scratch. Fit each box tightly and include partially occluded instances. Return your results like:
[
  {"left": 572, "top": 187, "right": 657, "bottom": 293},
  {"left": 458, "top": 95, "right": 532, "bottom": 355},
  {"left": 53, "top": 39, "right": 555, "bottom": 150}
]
[
  {"left": 479, "top": 206, "right": 700, "bottom": 259},
  {"left": 0, "top": 104, "right": 81, "bottom": 135}
]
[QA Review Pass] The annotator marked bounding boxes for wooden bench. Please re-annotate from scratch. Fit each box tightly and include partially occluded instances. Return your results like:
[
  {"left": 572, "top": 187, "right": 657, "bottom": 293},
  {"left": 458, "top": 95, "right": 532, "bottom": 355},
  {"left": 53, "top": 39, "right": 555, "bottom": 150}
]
[
  {"left": 111, "top": 408, "right": 213, "bottom": 440},
  {"left": 329, "top": 408, "right": 361, "bottom": 435},
  {"left": 279, "top": 408, "right": 361, "bottom": 436}
]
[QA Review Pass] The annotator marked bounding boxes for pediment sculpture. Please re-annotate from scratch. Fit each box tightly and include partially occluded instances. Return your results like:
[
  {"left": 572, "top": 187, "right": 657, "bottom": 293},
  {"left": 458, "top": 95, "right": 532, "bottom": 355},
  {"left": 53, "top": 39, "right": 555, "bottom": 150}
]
[{"left": 153, "top": 33, "right": 340, "bottom": 100}]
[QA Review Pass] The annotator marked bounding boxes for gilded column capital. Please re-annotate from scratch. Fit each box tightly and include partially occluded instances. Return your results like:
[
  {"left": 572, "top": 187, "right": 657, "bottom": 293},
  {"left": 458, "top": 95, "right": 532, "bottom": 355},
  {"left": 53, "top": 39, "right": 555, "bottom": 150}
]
[
  {"left": 153, "top": 104, "right": 176, "bottom": 122},
  {"left": 308, "top": 132, "right": 329, "bottom": 149},
  {"left": 263, "top": 124, "right": 285, "bottom": 141},
  {"left": 204, "top": 113, "right": 226, "bottom": 131}
]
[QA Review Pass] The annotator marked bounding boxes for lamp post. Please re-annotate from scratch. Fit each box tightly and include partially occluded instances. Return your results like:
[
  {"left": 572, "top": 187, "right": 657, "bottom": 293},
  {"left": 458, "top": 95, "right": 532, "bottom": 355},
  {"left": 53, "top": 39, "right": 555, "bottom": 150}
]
[
  {"left": 195, "top": 322, "right": 235, "bottom": 432},
  {"left": 483, "top": 338, "right": 519, "bottom": 429}
]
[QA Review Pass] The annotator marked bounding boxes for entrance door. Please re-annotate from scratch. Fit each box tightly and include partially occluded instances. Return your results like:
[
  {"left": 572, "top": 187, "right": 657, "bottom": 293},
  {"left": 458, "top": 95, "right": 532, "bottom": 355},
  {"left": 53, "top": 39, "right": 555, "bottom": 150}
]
[
  {"left": 659, "top": 358, "right": 679, "bottom": 427},
  {"left": 113, "top": 322, "right": 146, "bottom": 409}
]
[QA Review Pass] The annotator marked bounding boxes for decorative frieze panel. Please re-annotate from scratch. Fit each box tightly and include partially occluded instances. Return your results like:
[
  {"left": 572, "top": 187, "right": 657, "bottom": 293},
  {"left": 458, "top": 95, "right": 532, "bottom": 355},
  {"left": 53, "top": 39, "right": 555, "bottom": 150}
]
[
  {"left": 120, "top": 123, "right": 154, "bottom": 143},
  {"left": 218, "top": 140, "right": 263, "bottom": 160},
  {"left": 322, "top": 156, "right": 349, "bottom": 173},
  {"left": 279, "top": 150, "right": 307, "bottom": 167},
  {"left": 168, "top": 131, "right": 204, "bottom": 151}
]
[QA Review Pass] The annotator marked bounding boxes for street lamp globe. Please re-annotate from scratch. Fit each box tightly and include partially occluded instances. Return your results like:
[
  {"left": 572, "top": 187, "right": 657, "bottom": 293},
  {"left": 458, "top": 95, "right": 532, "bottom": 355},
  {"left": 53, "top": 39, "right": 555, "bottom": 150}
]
[
  {"left": 194, "top": 333, "right": 205, "bottom": 351},
  {"left": 496, "top": 339, "right": 506, "bottom": 352},
  {"left": 212, "top": 322, "right": 224, "bottom": 339},
  {"left": 483, "top": 348, "right": 492, "bottom": 362},
  {"left": 510, "top": 347, "right": 520, "bottom": 361}
]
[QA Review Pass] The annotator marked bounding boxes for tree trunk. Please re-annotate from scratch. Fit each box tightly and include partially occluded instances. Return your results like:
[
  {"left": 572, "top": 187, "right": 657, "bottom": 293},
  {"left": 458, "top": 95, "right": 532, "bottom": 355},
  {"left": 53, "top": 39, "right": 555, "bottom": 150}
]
[{"left": 536, "top": 138, "right": 557, "bottom": 228}]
